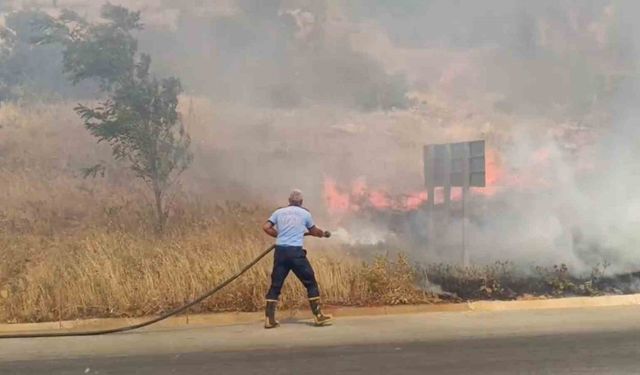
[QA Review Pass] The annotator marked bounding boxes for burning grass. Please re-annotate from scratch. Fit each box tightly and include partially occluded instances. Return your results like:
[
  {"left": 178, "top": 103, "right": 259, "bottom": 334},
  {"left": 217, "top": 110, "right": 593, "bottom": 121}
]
[{"left": 423, "top": 261, "right": 613, "bottom": 300}]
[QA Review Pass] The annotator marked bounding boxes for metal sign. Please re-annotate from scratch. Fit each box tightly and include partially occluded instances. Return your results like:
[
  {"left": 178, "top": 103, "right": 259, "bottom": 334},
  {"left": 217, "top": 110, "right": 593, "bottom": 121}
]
[{"left": 423, "top": 140, "right": 486, "bottom": 188}]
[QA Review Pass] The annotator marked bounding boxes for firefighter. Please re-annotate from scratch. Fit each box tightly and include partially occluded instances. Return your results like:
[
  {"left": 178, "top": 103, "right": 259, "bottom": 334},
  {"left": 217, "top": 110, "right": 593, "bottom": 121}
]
[{"left": 262, "top": 189, "right": 332, "bottom": 328}]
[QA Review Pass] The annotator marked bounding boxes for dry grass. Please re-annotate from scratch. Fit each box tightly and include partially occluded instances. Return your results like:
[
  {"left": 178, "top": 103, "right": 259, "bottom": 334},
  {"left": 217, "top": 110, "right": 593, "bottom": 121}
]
[
  {"left": 0, "top": 208, "right": 437, "bottom": 323},
  {"left": 0, "top": 102, "right": 439, "bottom": 323},
  {"left": 0, "top": 101, "right": 620, "bottom": 324}
]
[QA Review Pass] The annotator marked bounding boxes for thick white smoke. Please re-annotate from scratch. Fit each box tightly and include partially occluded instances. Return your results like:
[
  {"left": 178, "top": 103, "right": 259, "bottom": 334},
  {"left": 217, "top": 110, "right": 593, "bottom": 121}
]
[{"left": 4, "top": 0, "right": 640, "bottom": 272}]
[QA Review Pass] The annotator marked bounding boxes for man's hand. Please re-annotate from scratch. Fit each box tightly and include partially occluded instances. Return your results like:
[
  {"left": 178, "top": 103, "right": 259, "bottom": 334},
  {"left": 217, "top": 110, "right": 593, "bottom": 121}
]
[{"left": 308, "top": 226, "right": 331, "bottom": 239}]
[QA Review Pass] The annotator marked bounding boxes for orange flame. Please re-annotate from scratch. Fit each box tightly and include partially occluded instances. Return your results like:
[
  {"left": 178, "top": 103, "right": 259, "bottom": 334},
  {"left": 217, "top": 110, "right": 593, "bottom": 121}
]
[
  {"left": 369, "top": 190, "right": 392, "bottom": 209},
  {"left": 323, "top": 147, "right": 554, "bottom": 215},
  {"left": 323, "top": 178, "right": 351, "bottom": 215},
  {"left": 405, "top": 191, "right": 429, "bottom": 209},
  {"left": 324, "top": 177, "right": 429, "bottom": 214}
]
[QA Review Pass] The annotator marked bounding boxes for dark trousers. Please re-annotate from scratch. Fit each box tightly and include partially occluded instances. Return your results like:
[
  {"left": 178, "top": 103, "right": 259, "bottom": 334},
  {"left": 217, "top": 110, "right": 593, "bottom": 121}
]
[{"left": 266, "top": 245, "right": 320, "bottom": 300}]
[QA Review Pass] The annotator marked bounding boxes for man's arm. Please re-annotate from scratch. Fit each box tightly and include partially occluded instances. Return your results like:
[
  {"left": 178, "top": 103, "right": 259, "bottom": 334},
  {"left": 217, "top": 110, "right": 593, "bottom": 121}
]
[
  {"left": 306, "top": 225, "right": 331, "bottom": 238},
  {"left": 263, "top": 221, "right": 278, "bottom": 238},
  {"left": 304, "top": 211, "right": 330, "bottom": 238}
]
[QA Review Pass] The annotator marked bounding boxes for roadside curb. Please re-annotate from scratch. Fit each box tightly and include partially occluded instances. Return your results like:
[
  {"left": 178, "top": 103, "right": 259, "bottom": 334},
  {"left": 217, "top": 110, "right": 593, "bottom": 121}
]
[
  {"left": 468, "top": 293, "right": 640, "bottom": 312},
  {"left": 2, "top": 293, "right": 639, "bottom": 335}
]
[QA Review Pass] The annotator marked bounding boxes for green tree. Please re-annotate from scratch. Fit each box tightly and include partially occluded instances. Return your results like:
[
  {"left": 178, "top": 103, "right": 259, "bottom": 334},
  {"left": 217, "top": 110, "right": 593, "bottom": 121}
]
[
  {"left": 41, "top": 4, "right": 192, "bottom": 233},
  {"left": 0, "top": 9, "right": 78, "bottom": 102}
]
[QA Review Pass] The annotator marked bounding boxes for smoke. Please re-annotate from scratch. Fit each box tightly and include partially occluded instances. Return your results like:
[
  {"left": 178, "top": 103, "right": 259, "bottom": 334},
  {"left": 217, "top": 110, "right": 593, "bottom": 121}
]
[{"left": 4, "top": 0, "right": 640, "bottom": 272}]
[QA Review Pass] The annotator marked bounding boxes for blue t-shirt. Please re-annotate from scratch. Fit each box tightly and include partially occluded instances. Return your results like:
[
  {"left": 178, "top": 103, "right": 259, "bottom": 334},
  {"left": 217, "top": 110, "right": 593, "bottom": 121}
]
[{"left": 268, "top": 206, "right": 315, "bottom": 247}]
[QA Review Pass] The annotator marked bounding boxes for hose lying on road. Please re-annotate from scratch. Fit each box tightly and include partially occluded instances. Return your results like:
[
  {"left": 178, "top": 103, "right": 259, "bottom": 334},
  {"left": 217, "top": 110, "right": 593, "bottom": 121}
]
[{"left": 0, "top": 245, "right": 276, "bottom": 339}]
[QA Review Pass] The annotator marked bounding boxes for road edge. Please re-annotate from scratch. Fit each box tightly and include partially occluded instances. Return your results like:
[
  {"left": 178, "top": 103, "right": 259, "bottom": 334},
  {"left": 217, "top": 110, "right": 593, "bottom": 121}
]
[{"left": 2, "top": 293, "right": 639, "bottom": 335}]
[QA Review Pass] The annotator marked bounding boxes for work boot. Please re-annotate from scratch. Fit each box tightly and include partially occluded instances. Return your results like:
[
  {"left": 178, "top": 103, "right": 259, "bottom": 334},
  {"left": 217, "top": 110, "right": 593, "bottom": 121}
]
[
  {"left": 309, "top": 297, "right": 332, "bottom": 326},
  {"left": 264, "top": 300, "right": 280, "bottom": 329}
]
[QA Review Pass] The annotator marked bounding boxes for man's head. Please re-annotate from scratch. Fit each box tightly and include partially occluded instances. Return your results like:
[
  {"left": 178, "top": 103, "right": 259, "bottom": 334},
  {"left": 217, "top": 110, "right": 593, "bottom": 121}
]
[{"left": 288, "top": 189, "right": 304, "bottom": 206}]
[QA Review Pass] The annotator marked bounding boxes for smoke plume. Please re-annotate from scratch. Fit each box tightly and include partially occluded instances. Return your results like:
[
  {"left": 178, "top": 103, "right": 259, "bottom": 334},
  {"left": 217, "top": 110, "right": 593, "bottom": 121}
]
[{"left": 3, "top": 0, "right": 640, "bottom": 272}]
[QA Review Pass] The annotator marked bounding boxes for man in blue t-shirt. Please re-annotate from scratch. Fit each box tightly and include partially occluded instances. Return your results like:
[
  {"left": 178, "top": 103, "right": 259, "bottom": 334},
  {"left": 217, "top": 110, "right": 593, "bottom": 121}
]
[{"left": 262, "top": 189, "right": 332, "bottom": 329}]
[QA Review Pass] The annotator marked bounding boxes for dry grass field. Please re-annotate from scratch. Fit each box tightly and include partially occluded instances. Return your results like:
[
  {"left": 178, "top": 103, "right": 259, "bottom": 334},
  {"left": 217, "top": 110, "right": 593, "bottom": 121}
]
[
  {"left": 0, "top": 101, "right": 614, "bottom": 324},
  {"left": 0, "top": 210, "right": 436, "bottom": 323},
  {"left": 0, "top": 102, "right": 437, "bottom": 323}
]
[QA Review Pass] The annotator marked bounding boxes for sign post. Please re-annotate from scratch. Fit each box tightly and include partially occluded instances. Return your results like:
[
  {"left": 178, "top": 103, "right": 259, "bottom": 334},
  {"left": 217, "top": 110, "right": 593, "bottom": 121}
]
[{"left": 424, "top": 140, "right": 486, "bottom": 266}]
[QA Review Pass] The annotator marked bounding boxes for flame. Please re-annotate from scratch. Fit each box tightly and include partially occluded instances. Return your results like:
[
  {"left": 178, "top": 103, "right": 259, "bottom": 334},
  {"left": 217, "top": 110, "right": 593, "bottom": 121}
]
[
  {"left": 323, "top": 177, "right": 429, "bottom": 214},
  {"left": 323, "top": 147, "right": 554, "bottom": 215},
  {"left": 323, "top": 178, "right": 351, "bottom": 215},
  {"left": 485, "top": 149, "right": 502, "bottom": 186},
  {"left": 352, "top": 177, "right": 367, "bottom": 196},
  {"left": 405, "top": 191, "right": 429, "bottom": 209},
  {"left": 471, "top": 147, "right": 554, "bottom": 196},
  {"left": 472, "top": 149, "right": 502, "bottom": 197},
  {"left": 369, "top": 190, "right": 392, "bottom": 209}
]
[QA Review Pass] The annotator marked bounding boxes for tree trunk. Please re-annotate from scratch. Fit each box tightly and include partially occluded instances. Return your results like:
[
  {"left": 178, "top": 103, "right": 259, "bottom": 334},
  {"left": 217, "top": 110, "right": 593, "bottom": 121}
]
[{"left": 153, "top": 181, "right": 166, "bottom": 234}]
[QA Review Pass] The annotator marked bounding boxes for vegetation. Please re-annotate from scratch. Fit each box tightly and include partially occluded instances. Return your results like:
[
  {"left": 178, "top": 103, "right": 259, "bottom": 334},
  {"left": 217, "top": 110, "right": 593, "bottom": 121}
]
[
  {"left": 0, "top": 2, "right": 632, "bottom": 325},
  {"left": 0, "top": 102, "right": 437, "bottom": 324},
  {"left": 0, "top": 208, "right": 438, "bottom": 323},
  {"left": 0, "top": 101, "right": 623, "bottom": 325},
  {"left": 0, "top": 9, "right": 78, "bottom": 102},
  {"left": 0, "top": 219, "right": 619, "bottom": 323},
  {"left": 424, "top": 261, "right": 612, "bottom": 301},
  {"left": 38, "top": 4, "right": 192, "bottom": 233}
]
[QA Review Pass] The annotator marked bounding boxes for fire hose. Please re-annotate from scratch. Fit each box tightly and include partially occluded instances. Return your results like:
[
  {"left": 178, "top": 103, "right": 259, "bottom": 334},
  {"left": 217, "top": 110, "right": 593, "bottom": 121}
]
[{"left": 0, "top": 245, "right": 276, "bottom": 339}]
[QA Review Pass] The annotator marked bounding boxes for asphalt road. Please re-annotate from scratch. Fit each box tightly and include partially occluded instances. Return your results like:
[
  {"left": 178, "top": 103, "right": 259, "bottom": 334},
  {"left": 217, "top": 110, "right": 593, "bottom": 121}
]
[
  {"left": 3, "top": 330, "right": 640, "bottom": 375},
  {"left": 3, "top": 306, "right": 640, "bottom": 374}
]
